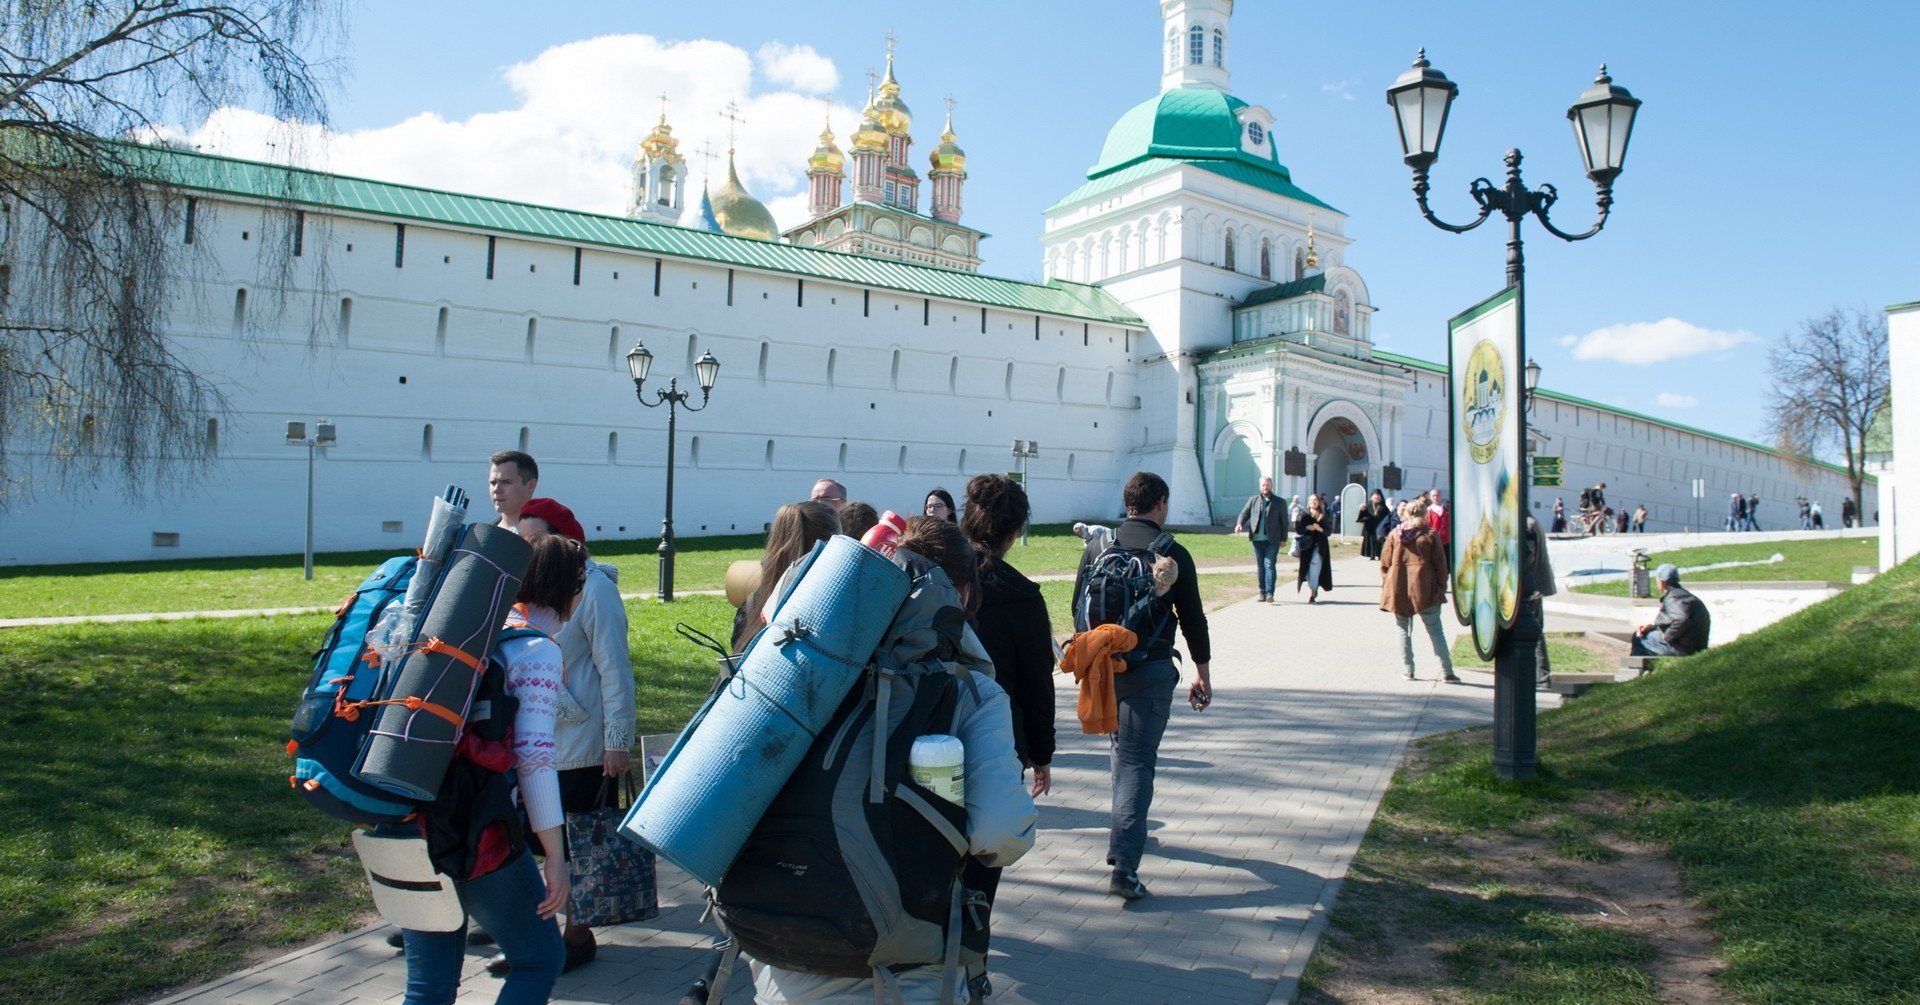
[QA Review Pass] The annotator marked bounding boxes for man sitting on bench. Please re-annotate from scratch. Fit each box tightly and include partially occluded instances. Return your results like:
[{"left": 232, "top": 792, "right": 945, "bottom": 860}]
[{"left": 1631, "top": 563, "right": 1711, "bottom": 658}]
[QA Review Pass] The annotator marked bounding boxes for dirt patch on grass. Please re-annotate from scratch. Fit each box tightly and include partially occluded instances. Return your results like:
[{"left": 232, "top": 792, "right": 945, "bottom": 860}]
[{"left": 1302, "top": 796, "right": 1728, "bottom": 1004}]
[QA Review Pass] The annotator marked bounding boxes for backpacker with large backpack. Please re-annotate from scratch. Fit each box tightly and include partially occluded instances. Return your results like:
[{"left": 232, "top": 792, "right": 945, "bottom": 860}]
[
  {"left": 707, "top": 548, "right": 1014, "bottom": 1005},
  {"left": 1073, "top": 529, "right": 1176, "bottom": 661},
  {"left": 287, "top": 519, "right": 532, "bottom": 828}
]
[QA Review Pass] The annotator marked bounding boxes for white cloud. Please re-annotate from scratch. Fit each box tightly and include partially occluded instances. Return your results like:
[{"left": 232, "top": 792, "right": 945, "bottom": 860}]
[
  {"left": 177, "top": 34, "right": 859, "bottom": 233},
  {"left": 757, "top": 43, "right": 838, "bottom": 93},
  {"left": 1655, "top": 392, "right": 1699, "bottom": 408},
  {"left": 1561, "top": 318, "right": 1757, "bottom": 365},
  {"left": 1320, "top": 81, "right": 1356, "bottom": 101}
]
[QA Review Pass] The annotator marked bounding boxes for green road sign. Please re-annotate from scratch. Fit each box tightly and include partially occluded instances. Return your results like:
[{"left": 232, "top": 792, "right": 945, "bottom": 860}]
[
  {"left": 1007, "top": 471, "right": 1024, "bottom": 485},
  {"left": 1532, "top": 456, "right": 1562, "bottom": 474},
  {"left": 1532, "top": 475, "right": 1562, "bottom": 487}
]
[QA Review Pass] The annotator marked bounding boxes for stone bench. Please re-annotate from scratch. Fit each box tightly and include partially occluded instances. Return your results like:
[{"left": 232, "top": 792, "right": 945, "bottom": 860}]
[{"left": 1546, "top": 671, "right": 1620, "bottom": 698}]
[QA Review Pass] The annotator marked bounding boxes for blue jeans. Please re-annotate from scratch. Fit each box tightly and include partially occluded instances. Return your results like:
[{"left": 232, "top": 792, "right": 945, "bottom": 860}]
[
  {"left": 404, "top": 851, "right": 563, "bottom": 1005},
  {"left": 1250, "top": 538, "right": 1277, "bottom": 596},
  {"left": 1108, "top": 658, "right": 1178, "bottom": 874},
  {"left": 1630, "top": 632, "right": 1680, "bottom": 657}
]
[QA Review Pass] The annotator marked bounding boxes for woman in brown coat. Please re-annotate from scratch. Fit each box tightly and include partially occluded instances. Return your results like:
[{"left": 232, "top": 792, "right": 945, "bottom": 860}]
[{"left": 1378, "top": 497, "right": 1461, "bottom": 683}]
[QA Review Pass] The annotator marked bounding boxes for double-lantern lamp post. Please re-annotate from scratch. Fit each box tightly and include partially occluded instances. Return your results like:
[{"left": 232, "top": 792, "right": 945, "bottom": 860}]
[
  {"left": 284, "top": 419, "right": 338, "bottom": 581},
  {"left": 1010, "top": 440, "right": 1040, "bottom": 545},
  {"left": 1388, "top": 51, "right": 1640, "bottom": 781},
  {"left": 627, "top": 341, "right": 720, "bottom": 602}
]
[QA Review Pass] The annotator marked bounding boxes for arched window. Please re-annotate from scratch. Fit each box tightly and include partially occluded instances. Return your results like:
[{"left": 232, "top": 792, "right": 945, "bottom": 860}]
[
  {"left": 1334, "top": 290, "right": 1352, "bottom": 334},
  {"left": 1259, "top": 239, "right": 1272, "bottom": 279},
  {"left": 1188, "top": 24, "right": 1205, "bottom": 65},
  {"left": 1293, "top": 246, "right": 1306, "bottom": 280},
  {"left": 1167, "top": 27, "right": 1179, "bottom": 70},
  {"left": 1223, "top": 228, "right": 1236, "bottom": 272},
  {"left": 656, "top": 165, "right": 676, "bottom": 206},
  {"left": 1213, "top": 27, "right": 1225, "bottom": 68}
]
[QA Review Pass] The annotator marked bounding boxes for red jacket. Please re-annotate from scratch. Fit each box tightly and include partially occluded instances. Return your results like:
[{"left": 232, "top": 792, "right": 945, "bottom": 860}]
[{"left": 1426, "top": 505, "right": 1450, "bottom": 546}]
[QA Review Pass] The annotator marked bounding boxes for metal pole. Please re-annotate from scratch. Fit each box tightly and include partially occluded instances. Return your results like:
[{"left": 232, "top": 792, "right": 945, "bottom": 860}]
[
  {"left": 1020, "top": 452, "right": 1030, "bottom": 546},
  {"left": 304, "top": 437, "right": 316, "bottom": 581},
  {"left": 1492, "top": 188, "right": 1539, "bottom": 783},
  {"left": 658, "top": 381, "right": 679, "bottom": 602}
]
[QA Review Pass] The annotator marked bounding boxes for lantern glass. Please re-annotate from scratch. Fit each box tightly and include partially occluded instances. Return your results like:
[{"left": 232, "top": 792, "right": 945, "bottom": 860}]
[
  {"left": 693, "top": 350, "right": 721, "bottom": 392},
  {"left": 1387, "top": 50, "right": 1456, "bottom": 167},
  {"left": 626, "top": 341, "right": 653, "bottom": 384},
  {"left": 315, "top": 422, "right": 338, "bottom": 446},
  {"left": 1524, "top": 357, "right": 1542, "bottom": 394},
  {"left": 1568, "top": 66, "right": 1640, "bottom": 181}
]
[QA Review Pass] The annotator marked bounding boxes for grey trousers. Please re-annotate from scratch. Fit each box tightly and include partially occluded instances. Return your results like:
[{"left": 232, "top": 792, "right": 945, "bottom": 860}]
[
  {"left": 1394, "top": 605, "right": 1453, "bottom": 676},
  {"left": 1107, "top": 658, "right": 1178, "bottom": 874}
]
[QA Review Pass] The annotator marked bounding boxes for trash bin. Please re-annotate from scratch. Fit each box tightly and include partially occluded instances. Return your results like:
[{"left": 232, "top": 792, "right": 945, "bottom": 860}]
[{"left": 1629, "top": 548, "right": 1651, "bottom": 598}]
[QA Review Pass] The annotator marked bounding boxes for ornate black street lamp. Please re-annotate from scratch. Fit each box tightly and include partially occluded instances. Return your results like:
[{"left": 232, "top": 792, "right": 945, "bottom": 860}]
[
  {"left": 1388, "top": 52, "right": 1639, "bottom": 780},
  {"left": 628, "top": 341, "right": 720, "bottom": 602}
]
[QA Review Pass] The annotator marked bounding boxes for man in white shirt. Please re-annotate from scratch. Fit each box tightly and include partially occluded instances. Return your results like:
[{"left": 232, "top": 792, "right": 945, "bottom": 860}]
[{"left": 489, "top": 451, "right": 539, "bottom": 531}]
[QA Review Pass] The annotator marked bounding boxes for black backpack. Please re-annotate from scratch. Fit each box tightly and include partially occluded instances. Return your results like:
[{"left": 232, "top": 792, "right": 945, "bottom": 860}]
[
  {"left": 1073, "top": 531, "right": 1175, "bottom": 658},
  {"left": 713, "top": 551, "right": 996, "bottom": 1005}
]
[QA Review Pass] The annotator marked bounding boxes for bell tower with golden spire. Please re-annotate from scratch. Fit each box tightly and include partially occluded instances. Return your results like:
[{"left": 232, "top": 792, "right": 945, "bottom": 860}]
[
  {"left": 928, "top": 96, "right": 967, "bottom": 224},
  {"left": 850, "top": 69, "right": 887, "bottom": 206},
  {"left": 806, "top": 103, "right": 846, "bottom": 217},
  {"left": 629, "top": 94, "right": 687, "bottom": 223},
  {"left": 873, "top": 30, "right": 920, "bottom": 212}
]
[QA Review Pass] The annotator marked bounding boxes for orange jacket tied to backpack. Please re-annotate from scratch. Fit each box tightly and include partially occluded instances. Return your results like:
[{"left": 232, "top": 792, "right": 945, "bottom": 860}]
[{"left": 1058, "top": 624, "right": 1138, "bottom": 735}]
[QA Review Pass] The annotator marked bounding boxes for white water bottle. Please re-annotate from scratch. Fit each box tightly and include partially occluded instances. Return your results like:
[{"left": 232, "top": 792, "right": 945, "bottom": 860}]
[{"left": 909, "top": 734, "right": 965, "bottom": 806}]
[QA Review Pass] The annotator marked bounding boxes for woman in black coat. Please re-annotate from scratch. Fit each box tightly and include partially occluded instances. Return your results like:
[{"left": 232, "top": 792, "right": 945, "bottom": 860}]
[
  {"left": 1357, "top": 489, "right": 1389, "bottom": 561},
  {"left": 961, "top": 475, "right": 1055, "bottom": 795},
  {"left": 1294, "top": 494, "right": 1335, "bottom": 603}
]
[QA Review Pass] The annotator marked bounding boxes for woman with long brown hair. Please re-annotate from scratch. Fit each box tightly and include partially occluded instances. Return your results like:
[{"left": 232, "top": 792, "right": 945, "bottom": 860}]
[
  {"left": 731, "top": 500, "right": 841, "bottom": 653},
  {"left": 1293, "top": 494, "right": 1334, "bottom": 603},
  {"left": 961, "top": 474, "right": 1055, "bottom": 797}
]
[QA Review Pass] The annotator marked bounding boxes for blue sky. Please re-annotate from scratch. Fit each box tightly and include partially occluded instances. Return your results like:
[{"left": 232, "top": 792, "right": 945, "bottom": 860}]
[{"left": 214, "top": 1, "right": 1917, "bottom": 448}]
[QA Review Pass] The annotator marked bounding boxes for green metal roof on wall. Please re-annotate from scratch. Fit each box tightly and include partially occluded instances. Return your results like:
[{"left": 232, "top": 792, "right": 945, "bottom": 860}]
[
  {"left": 1240, "top": 273, "right": 1326, "bottom": 308},
  {"left": 1045, "top": 156, "right": 1336, "bottom": 214},
  {"left": 1333, "top": 349, "right": 1868, "bottom": 480},
  {"left": 130, "top": 144, "right": 1140, "bottom": 326}
]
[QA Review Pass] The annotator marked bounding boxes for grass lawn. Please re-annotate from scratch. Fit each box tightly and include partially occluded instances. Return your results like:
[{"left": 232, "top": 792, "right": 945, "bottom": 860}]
[
  {"left": 1303, "top": 554, "right": 1920, "bottom": 1004},
  {"left": 1571, "top": 536, "right": 1877, "bottom": 597},
  {"left": 0, "top": 596, "right": 733, "bottom": 1005},
  {"left": 1449, "top": 634, "right": 1606, "bottom": 675},
  {"left": 0, "top": 523, "right": 1271, "bottom": 619}
]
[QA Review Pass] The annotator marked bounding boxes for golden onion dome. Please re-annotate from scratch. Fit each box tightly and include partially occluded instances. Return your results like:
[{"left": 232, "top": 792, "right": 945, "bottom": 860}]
[
  {"left": 928, "top": 112, "right": 965, "bottom": 173},
  {"left": 708, "top": 152, "right": 777, "bottom": 240},
  {"left": 871, "top": 54, "right": 911, "bottom": 135},
  {"left": 851, "top": 103, "right": 888, "bottom": 153},
  {"left": 808, "top": 119, "right": 845, "bottom": 175}
]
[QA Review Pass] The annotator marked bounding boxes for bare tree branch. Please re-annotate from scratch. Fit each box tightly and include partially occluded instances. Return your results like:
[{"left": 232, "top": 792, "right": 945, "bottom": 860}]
[
  {"left": 0, "top": 1, "right": 340, "bottom": 504},
  {"left": 1764, "top": 307, "right": 1891, "bottom": 519}
]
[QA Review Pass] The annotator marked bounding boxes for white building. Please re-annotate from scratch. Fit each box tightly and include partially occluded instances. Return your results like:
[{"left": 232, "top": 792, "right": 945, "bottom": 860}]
[
  {"left": 0, "top": 0, "right": 1872, "bottom": 565},
  {"left": 1880, "top": 301, "right": 1916, "bottom": 570}
]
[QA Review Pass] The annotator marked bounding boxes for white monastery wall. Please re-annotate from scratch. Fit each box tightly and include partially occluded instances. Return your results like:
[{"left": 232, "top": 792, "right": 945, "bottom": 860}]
[{"left": 1884, "top": 302, "right": 1918, "bottom": 568}]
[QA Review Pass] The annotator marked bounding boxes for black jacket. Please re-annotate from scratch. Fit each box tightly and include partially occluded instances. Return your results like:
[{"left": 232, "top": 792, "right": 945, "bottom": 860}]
[
  {"left": 970, "top": 558, "right": 1057, "bottom": 768},
  {"left": 1293, "top": 510, "right": 1334, "bottom": 590},
  {"left": 1236, "top": 492, "right": 1288, "bottom": 542},
  {"left": 1655, "top": 584, "right": 1711, "bottom": 655},
  {"left": 1074, "top": 517, "right": 1211, "bottom": 665}
]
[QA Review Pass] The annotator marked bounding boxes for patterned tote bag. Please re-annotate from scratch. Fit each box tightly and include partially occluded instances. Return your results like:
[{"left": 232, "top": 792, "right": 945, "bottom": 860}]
[{"left": 566, "top": 773, "right": 659, "bottom": 926}]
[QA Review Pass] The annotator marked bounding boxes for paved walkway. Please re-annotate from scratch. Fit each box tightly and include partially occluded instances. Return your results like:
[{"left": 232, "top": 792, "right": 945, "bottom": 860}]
[{"left": 153, "top": 554, "right": 1549, "bottom": 1005}]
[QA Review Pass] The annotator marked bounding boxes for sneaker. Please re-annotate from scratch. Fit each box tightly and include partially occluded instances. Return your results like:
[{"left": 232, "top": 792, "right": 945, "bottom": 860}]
[
  {"left": 1404, "top": 670, "right": 1416, "bottom": 680},
  {"left": 385, "top": 930, "right": 405, "bottom": 950},
  {"left": 1442, "top": 673, "right": 1464, "bottom": 684},
  {"left": 1108, "top": 869, "right": 1149, "bottom": 901}
]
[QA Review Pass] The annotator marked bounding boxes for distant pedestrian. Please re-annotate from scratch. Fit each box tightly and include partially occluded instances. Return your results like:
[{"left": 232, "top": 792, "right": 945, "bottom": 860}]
[
  {"left": 1747, "top": 493, "right": 1762, "bottom": 531},
  {"left": 1631, "top": 564, "right": 1712, "bottom": 658},
  {"left": 1293, "top": 494, "right": 1334, "bottom": 603},
  {"left": 1357, "top": 490, "right": 1390, "bottom": 562},
  {"left": 1617, "top": 507, "right": 1631, "bottom": 534},
  {"left": 1379, "top": 496, "right": 1460, "bottom": 683},
  {"left": 1797, "top": 497, "right": 1812, "bottom": 530},
  {"left": 1072, "top": 520, "right": 1112, "bottom": 554},
  {"left": 809, "top": 478, "right": 849, "bottom": 512},
  {"left": 1726, "top": 492, "right": 1745, "bottom": 532},
  {"left": 1551, "top": 497, "right": 1567, "bottom": 534},
  {"left": 1328, "top": 494, "right": 1342, "bottom": 532},
  {"left": 1425, "top": 489, "right": 1451, "bottom": 550},
  {"left": 1811, "top": 500, "right": 1825, "bottom": 530},
  {"left": 1841, "top": 497, "right": 1856, "bottom": 528},
  {"left": 1232, "top": 476, "right": 1287, "bottom": 603},
  {"left": 1525, "top": 516, "right": 1556, "bottom": 689},
  {"left": 1631, "top": 504, "right": 1647, "bottom": 533},
  {"left": 923, "top": 487, "right": 958, "bottom": 523}
]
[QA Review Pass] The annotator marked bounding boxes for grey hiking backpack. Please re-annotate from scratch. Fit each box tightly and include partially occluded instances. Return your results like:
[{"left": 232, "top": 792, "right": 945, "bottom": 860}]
[
  {"left": 713, "top": 549, "right": 997, "bottom": 1004},
  {"left": 1073, "top": 530, "right": 1175, "bottom": 659}
]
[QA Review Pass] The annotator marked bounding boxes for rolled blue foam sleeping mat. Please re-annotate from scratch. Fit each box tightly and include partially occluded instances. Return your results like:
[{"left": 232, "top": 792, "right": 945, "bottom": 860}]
[
  {"left": 622, "top": 535, "right": 908, "bottom": 886},
  {"left": 357, "top": 522, "right": 531, "bottom": 800}
]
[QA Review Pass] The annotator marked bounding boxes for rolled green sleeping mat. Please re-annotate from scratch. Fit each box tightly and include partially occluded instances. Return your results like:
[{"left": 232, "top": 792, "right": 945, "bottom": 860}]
[{"left": 357, "top": 522, "right": 531, "bottom": 800}]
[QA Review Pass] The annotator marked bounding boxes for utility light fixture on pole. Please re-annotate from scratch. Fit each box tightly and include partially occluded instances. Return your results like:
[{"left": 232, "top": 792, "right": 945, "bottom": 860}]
[
  {"left": 628, "top": 341, "right": 720, "bottom": 602},
  {"left": 285, "top": 419, "right": 338, "bottom": 581},
  {"left": 1011, "top": 440, "right": 1039, "bottom": 545},
  {"left": 1388, "top": 52, "right": 1640, "bottom": 781}
]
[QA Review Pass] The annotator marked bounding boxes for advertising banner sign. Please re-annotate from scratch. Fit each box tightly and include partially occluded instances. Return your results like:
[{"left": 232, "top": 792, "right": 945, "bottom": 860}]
[{"left": 1447, "top": 287, "right": 1522, "bottom": 660}]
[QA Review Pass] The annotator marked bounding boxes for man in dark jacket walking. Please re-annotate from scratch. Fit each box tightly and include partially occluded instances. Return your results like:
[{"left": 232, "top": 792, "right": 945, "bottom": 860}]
[
  {"left": 1233, "top": 476, "right": 1287, "bottom": 602},
  {"left": 1074, "top": 472, "right": 1212, "bottom": 902},
  {"left": 1631, "top": 564, "right": 1711, "bottom": 657}
]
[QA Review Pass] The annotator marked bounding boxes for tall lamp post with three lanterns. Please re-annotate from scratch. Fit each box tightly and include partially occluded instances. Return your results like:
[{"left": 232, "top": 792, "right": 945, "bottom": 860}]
[
  {"left": 627, "top": 341, "right": 720, "bottom": 602},
  {"left": 1387, "top": 51, "right": 1640, "bottom": 780}
]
